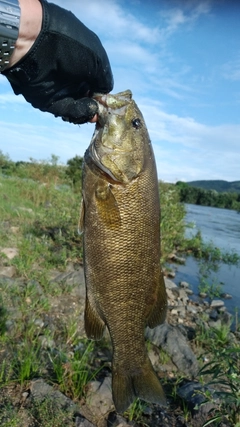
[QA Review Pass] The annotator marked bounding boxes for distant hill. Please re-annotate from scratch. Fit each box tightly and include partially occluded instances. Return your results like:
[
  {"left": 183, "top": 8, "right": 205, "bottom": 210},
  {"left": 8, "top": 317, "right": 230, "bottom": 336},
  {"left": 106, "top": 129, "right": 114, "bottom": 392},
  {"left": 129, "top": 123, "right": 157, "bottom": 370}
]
[{"left": 186, "top": 180, "right": 240, "bottom": 193}]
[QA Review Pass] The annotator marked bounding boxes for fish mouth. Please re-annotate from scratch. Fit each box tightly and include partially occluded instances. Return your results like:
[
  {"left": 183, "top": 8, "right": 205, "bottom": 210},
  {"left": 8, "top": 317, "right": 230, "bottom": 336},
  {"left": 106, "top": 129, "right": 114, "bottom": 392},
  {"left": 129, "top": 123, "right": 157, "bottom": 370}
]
[{"left": 88, "top": 90, "right": 133, "bottom": 182}]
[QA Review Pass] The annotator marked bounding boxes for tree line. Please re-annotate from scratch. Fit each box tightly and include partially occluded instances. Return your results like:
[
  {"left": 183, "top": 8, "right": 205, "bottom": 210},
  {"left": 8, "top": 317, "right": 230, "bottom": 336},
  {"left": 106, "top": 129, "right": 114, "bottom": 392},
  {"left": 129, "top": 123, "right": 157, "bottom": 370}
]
[{"left": 176, "top": 181, "right": 240, "bottom": 212}]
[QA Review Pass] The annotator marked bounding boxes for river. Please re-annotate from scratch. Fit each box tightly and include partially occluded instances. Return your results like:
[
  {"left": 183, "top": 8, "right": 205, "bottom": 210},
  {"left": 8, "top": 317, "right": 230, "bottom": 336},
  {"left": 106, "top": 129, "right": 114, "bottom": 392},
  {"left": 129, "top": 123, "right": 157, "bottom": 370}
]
[{"left": 173, "top": 204, "right": 240, "bottom": 315}]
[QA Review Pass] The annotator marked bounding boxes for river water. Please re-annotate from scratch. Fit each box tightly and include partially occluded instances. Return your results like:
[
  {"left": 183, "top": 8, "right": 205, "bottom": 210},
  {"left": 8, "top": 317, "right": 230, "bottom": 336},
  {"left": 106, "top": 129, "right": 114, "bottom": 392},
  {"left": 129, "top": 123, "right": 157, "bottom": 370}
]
[{"left": 173, "top": 204, "right": 240, "bottom": 314}]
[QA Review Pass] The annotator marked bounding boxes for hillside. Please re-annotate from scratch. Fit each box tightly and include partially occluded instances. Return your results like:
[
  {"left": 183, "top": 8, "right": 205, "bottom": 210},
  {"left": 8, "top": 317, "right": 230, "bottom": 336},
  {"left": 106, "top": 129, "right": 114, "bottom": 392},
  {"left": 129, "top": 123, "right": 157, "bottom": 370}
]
[{"left": 187, "top": 180, "right": 240, "bottom": 193}]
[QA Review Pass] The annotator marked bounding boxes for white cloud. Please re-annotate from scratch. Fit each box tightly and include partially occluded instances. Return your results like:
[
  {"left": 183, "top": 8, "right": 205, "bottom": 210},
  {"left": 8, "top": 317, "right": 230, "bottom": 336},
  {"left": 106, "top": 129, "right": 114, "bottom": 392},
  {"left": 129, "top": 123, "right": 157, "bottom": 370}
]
[
  {"left": 52, "top": 0, "right": 161, "bottom": 44},
  {"left": 222, "top": 54, "right": 240, "bottom": 81}
]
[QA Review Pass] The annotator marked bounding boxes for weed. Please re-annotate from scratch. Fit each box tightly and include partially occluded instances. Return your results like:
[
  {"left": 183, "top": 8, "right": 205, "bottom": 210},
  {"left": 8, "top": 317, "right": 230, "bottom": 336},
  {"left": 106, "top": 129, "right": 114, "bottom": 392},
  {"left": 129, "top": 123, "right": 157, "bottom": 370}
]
[
  {"left": 0, "top": 403, "right": 21, "bottom": 427},
  {"left": 199, "top": 346, "right": 240, "bottom": 425},
  {"left": 196, "top": 319, "right": 232, "bottom": 350},
  {"left": 49, "top": 340, "right": 99, "bottom": 400},
  {"left": 11, "top": 339, "right": 42, "bottom": 385},
  {"left": 30, "top": 398, "right": 74, "bottom": 427},
  {"left": 124, "top": 398, "right": 147, "bottom": 423}
]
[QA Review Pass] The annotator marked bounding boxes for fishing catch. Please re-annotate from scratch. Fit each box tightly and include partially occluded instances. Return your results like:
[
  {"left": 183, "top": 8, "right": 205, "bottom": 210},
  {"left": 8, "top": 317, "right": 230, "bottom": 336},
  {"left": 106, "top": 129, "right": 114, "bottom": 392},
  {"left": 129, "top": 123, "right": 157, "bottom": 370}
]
[{"left": 80, "top": 90, "right": 167, "bottom": 412}]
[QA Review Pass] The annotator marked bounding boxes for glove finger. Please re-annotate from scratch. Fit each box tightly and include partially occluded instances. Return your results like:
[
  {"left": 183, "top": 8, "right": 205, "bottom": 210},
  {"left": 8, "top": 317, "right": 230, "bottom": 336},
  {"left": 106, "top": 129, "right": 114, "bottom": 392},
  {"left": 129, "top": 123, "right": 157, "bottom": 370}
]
[{"left": 48, "top": 97, "right": 99, "bottom": 124}]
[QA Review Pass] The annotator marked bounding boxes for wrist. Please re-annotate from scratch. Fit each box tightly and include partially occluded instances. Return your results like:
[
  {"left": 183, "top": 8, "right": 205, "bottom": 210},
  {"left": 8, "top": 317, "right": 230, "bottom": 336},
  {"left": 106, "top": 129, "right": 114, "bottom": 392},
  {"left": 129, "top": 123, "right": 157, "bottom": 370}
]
[{"left": 0, "top": 0, "right": 20, "bottom": 72}]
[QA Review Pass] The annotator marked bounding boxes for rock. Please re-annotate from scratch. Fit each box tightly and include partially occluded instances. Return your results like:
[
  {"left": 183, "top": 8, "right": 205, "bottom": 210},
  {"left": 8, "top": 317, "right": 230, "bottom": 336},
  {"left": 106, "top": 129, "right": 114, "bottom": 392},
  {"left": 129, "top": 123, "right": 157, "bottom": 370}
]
[
  {"left": 146, "top": 323, "right": 199, "bottom": 376},
  {"left": 149, "top": 348, "right": 160, "bottom": 367},
  {"left": 85, "top": 377, "right": 114, "bottom": 419},
  {"left": 221, "top": 311, "right": 232, "bottom": 325},
  {"left": 210, "top": 299, "right": 225, "bottom": 309},
  {"left": 167, "top": 270, "right": 176, "bottom": 278},
  {"left": 30, "top": 378, "right": 79, "bottom": 412},
  {"left": 168, "top": 254, "right": 186, "bottom": 264},
  {"left": 0, "top": 247, "right": 19, "bottom": 260},
  {"left": 208, "top": 319, "right": 222, "bottom": 329},
  {"left": 177, "top": 381, "right": 218, "bottom": 422},
  {"left": 179, "top": 281, "right": 190, "bottom": 289},
  {"left": 107, "top": 412, "right": 131, "bottom": 427},
  {"left": 177, "top": 325, "right": 196, "bottom": 341},
  {"left": 186, "top": 305, "right": 198, "bottom": 315},
  {"left": 75, "top": 414, "right": 96, "bottom": 427},
  {"left": 209, "top": 310, "right": 219, "bottom": 321},
  {"left": 220, "top": 293, "right": 232, "bottom": 300},
  {"left": 185, "top": 288, "right": 194, "bottom": 295},
  {"left": 164, "top": 278, "right": 178, "bottom": 290},
  {"left": 166, "top": 288, "right": 176, "bottom": 301},
  {"left": 0, "top": 266, "right": 16, "bottom": 277},
  {"left": 199, "top": 292, "right": 207, "bottom": 298},
  {"left": 50, "top": 269, "right": 84, "bottom": 285}
]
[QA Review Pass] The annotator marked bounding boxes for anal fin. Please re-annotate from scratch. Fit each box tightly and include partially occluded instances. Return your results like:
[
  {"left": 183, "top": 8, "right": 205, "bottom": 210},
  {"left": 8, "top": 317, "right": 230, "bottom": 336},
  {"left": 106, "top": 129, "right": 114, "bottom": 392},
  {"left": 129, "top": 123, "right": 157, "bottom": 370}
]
[{"left": 146, "top": 270, "right": 167, "bottom": 328}]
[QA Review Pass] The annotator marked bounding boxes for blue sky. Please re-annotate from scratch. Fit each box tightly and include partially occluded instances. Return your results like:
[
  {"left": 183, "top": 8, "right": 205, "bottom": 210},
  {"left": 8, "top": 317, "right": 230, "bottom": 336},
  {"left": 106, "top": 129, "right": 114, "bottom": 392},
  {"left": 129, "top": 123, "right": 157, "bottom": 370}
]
[{"left": 0, "top": 0, "right": 240, "bottom": 183}]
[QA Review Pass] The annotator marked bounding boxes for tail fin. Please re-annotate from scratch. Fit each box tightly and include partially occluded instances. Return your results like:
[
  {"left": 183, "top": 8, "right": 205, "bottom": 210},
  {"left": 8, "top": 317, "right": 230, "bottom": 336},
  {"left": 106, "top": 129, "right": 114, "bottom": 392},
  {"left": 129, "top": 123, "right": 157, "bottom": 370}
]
[{"left": 112, "top": 357, "right": 166, "bottom": 413}]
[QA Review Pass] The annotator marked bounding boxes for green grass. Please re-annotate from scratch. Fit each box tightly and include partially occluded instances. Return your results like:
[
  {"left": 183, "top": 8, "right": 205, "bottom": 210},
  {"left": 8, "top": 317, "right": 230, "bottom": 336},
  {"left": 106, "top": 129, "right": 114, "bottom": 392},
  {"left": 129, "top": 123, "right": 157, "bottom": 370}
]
[{"left": 0, "top": 162, "right": 240, "bottom": 426}]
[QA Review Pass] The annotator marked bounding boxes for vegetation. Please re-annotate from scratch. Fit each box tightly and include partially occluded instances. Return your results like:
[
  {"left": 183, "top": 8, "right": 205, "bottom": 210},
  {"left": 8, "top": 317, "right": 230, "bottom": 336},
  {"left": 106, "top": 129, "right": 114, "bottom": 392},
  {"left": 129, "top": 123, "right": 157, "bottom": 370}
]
[
  {"left": 176, "top": 181, "right": 240, "bottom": 211},
  {"left": 186, "top": 179, "right": 240, "bottom": 193},
  {"left": 0, "top": 152, "right": 239, "bottom": 426}
]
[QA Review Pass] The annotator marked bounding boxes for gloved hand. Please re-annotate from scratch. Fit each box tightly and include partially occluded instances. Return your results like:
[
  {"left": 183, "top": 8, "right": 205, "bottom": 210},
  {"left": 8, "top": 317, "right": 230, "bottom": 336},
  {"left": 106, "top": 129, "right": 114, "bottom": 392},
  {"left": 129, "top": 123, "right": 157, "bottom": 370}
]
[{"left": 3, "top": 0, "right": 113, "bottom": 124}]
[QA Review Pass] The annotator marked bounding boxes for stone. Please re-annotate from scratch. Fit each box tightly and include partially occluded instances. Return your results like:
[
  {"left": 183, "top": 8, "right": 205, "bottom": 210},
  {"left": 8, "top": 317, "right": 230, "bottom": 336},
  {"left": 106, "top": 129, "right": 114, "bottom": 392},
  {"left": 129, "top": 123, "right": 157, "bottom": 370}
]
[
  {"left": 220, "top": 293, "right": 232, "bottom": 300},
  {"left": 209, "top": 310, "right": 219, "bottom": 321},
  {"left": 164, "top": 278, "right": 178, "bottom": 290},
  {"left": 50, "top": 269, "right": 84, "bottom": 285},
  {"left": 30, "top": 378, "right": 79, "bottom": 412},
  {"left": 0, "top": 247, "right": 19, "bottom": 260},
  {"left": 107, "top": 413, "right": 131, "bottom": 427},
  {"left": 179, "top": 281, "right": 190, "bottom": 289},
  {"left": 166, "top": 288, "right": 176, "bottom": 301},
  {"left": 75, "top": 415, "right": 96, "bottom": 427},
  {"left": 146, "top": 323, "right": 199, "bottom": 376},
  {"left": 210, "top": 299, "right": 225, "bottom": 309},
  {"left": 186, "top": 306, "right": 198, "bottom": 315},
  {"left": 177, "top": 381, "right": 218, "bottom": 422},
  {"left": 199, "top": 292, "right": 207, "bottom": 298},
  {"left": 221, "top": 311, "right": 232, "bottom": 325},
  {"left": 185, "top": 288, "right": 194, "bottom": 295},
  {"left": 208, "top": 319, "right": 222, "bottom": 329},
  {"left": 167, "top": 270, "right": 176, "bottom": 278},
  {"left": 85, "top": 377, "right": 114, "bottom": 418},
  {"left": 0, "top": 266, "right": 16, "bottom": 277}
]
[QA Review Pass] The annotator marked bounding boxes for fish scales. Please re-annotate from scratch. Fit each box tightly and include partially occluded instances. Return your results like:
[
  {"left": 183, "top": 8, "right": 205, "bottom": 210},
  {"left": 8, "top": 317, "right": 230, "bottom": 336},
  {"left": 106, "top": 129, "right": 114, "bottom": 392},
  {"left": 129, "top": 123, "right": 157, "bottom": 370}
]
[{"left": 81, "top": 90, "right": 167, "bottom": 412}]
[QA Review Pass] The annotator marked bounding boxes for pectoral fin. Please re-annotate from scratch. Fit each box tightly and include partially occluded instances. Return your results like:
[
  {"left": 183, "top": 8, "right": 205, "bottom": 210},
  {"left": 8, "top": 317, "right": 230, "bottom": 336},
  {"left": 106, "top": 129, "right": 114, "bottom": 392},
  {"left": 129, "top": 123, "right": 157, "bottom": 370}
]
[
  {"left": 84, "top": 295, "right": 105, "bottom": 340},
  {"left": 146, "top": 271, "right": 167, "bottom": 328},
  {"left": 95, "top": 183, "right": 121, "bottom": 228}
]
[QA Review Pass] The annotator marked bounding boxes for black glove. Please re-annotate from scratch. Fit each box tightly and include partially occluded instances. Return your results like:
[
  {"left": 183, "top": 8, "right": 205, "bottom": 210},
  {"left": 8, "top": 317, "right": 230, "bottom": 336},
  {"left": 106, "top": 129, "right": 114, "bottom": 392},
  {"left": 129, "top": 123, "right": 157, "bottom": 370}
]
[{"left": 3, "top": 0, "right": 113, "bottom": 124}]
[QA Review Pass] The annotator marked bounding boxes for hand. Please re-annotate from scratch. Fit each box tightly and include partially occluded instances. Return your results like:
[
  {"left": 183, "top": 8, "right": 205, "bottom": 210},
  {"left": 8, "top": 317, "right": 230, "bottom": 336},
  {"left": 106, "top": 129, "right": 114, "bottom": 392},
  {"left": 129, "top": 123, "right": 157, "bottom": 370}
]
[{"left": 3, "top": 1, "right": 113, "bottom": 124}]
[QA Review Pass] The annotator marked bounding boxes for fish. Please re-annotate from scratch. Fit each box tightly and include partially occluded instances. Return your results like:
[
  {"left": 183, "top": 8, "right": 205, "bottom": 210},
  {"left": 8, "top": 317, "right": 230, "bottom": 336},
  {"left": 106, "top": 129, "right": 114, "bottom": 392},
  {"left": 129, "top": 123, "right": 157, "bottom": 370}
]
[{"left": 80, "top": 90, "right": 167, "bottom": 413}]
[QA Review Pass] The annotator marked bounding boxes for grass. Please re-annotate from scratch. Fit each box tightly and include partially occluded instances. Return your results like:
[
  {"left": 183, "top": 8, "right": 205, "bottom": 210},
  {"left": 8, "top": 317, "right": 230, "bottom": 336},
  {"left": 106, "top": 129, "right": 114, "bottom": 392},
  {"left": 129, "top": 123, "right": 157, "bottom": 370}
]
[
  {"left": 199, "top": 346, "right": 240, "bottom": 426},
  {"left": 0, "top": 162, "right": 240, "bottom": 426}
]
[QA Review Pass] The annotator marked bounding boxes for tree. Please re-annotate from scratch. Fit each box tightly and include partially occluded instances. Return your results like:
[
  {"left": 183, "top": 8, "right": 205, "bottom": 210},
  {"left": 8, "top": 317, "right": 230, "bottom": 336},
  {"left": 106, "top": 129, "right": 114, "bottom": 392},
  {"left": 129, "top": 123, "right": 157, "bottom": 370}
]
[{"left": 66, "top": 155, "right": 83, "bottom": 191}]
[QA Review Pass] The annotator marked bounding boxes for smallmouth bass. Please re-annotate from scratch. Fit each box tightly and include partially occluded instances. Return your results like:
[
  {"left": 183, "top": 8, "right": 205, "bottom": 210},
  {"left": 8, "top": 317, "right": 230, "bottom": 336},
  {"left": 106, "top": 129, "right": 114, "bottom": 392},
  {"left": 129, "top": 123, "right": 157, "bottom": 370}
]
[{"left": 80, "top": 90, "right": 167, "bottom": 412}]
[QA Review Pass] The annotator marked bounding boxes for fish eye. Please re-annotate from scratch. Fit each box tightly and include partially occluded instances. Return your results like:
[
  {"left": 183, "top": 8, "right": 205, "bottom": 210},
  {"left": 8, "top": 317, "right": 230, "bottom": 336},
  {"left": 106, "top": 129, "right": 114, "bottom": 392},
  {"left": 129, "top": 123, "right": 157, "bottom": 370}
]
[{"left": 132, "top": 118, "right": 141, "bottom": 129}]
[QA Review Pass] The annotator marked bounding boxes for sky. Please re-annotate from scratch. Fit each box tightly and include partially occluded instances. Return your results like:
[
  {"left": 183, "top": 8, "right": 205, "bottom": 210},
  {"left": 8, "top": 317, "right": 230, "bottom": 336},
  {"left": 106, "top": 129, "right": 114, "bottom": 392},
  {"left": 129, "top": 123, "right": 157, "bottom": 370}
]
[{"left": 0, "top": 0, "right": 240, "bottom": 183}]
